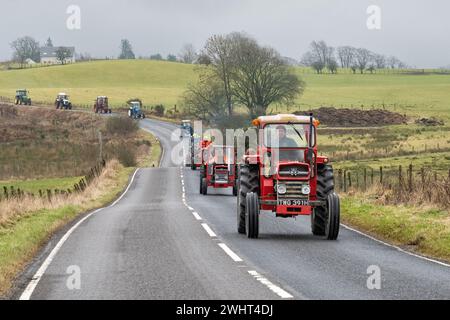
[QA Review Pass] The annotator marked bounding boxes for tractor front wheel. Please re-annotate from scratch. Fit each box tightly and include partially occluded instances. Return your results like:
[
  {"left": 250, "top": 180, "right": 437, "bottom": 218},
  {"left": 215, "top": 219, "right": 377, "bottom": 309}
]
[
  {"left": 237, "top": 165, "right": 259, "bottom": 234},
  {"left": 15, "top": 99, "right": 18, "bottom": 105},
  {"left": 325, "top": 192, "right": 340, "bottom": 240},
  {"left": 311, "top": 164, "right": 334, "bottom": 236},
  {"left": 201, "top": 177, "right": 208, "bottom": 195},
  {"left": 245, "top": 192, "right": 259, "bottom": 238}
]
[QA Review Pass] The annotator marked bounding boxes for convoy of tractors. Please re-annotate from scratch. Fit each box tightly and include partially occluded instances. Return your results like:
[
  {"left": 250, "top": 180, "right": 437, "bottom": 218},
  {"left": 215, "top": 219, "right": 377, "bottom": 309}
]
[
  {"left": 11, "top": 89, "right": 340, "bottom": 240},
  {"left": 186, "top": 114, "right": 340, "bottom": 240}
]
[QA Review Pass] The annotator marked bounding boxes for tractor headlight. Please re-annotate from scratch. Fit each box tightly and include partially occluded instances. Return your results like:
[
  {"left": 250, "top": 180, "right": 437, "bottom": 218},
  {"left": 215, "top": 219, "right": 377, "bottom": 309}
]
[
  {"left": 302, "top": 185, "right": 311, "bottom": 195},
  {"left": 277, "top": 184, "right": 287, "bottom": 195}
]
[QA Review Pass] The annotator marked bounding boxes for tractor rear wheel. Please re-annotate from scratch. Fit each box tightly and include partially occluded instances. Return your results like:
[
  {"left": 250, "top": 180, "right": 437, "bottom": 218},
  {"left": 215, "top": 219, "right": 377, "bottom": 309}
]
[
  {"left": 325, "top": 192, "right": 340, "bottom": 240},
  {"left": 237, "top": 165, "right": 259, "bottom": 234},
  {"left": 311, "top": 164, "right": 338, "bottom": 238},
  {"left": 245, "top": 192, "right": 259, "bottom": 238},
  {"left": 201, "top": 177, "right": 208, "bottom": 195}
]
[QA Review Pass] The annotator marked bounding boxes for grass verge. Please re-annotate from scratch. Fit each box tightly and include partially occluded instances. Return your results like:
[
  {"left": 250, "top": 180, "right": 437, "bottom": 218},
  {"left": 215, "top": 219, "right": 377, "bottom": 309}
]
[{"left": 341, "top": 196, "right": 450, "bottom": 263}]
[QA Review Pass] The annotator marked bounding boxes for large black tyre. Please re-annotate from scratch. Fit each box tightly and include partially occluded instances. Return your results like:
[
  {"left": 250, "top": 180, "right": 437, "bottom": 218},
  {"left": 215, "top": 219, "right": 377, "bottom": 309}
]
[
  {"left": 28, "top": 100, "right": 32, "bottom": 106},
  {"left": 237, "top": 165, "right": 259, "bottom": 234},
  {"left": 15, "top": 99, "right": 19, "bottom": 105},
  {"left": 325, "top": 192, "right": 340, "bottom": 240},
  {"left": 311, "top": 164, "right": 335, "bottom": 236},
  {"left": 201, "top": 177, "right": 208, "bottom": 195},
  {"left": 245, "top": 192, "right": 259, "bottom": 238},
  {"left": 232, "top": 181, "right": 237, "bottom": 196}
]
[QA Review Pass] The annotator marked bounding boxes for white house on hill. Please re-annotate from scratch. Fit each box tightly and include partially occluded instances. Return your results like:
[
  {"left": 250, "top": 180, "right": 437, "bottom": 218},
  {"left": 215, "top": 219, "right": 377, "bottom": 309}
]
[{"left": 40, "top": 46, "right": 76, "bottom": 64}]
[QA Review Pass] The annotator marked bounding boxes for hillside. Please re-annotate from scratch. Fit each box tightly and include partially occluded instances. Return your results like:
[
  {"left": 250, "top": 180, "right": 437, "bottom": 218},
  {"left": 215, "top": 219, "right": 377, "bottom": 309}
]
[{"left": 0, "top": 60, "right": 449, "bottom": 120}]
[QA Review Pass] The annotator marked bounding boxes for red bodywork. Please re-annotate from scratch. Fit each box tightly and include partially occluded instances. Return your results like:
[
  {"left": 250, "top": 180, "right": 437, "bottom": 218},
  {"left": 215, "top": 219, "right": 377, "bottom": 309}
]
[
  {"left": 191, "top": 139, "right": 211, "bottom": 169},
  {"left": 202, "top": 145, "right": 237, "bottom": 189},
  {"left": 247, "top": 120, "right": 328, "bottom": 217}
]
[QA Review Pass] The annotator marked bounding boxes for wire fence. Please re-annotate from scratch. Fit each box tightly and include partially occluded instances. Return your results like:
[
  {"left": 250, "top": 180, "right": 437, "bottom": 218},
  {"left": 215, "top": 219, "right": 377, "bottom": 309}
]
[{"left": 335, "top": 165, "right": 450, "bottom": 209}]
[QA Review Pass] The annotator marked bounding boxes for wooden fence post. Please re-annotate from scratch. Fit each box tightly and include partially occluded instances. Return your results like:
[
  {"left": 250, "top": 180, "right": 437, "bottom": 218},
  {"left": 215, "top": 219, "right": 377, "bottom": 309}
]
[
  {"left": 348, "top": 172, "right": 352, "bottom": 188},
  {"left": 380, "top": 166, "right": 383, "bottom": 185},
  {"left": 408, "top": 164, "right": 413, "bottom": 192},
  {"left": 343, "top": 170, "right": 347, "bottom": 192},
  {"left": 364, "top": 168, "right": 367, "bottom": 191}
]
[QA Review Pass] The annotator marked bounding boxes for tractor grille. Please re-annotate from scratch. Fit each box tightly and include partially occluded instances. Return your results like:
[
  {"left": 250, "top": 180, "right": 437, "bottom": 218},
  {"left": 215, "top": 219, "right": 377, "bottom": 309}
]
[
  {"left": 214, "top": 168, "right": 229, "bottom": 183},
  {"left": 277, "top": 181, "right": 309, "bottom": 199},
  {"left": 278, "top": 164, "right": 309, "bottom": 178}
]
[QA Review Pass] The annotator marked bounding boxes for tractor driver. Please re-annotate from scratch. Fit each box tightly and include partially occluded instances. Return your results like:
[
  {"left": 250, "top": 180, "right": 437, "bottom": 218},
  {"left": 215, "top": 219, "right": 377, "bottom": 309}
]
[{"left": 276, "top": 125, "right": 305, "bottom": 162}]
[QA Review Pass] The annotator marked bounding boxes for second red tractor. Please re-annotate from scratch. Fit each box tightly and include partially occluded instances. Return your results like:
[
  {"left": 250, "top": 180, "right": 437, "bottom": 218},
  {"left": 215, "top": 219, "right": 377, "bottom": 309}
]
[{"left": 200, "top": 144, "right": 238, "bottom": 196}]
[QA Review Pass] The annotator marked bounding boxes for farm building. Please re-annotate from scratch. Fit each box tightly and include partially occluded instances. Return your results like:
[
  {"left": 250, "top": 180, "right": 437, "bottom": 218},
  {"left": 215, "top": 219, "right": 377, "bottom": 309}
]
[{"left": 40, "top": 46, "right": 76, "bottom": 64}]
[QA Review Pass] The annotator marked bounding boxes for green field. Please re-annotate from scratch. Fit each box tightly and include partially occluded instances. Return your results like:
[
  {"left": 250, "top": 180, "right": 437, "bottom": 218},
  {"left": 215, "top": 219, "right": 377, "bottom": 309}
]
[
  {"left": 1, "top": 60, "right": 449, "bottom": 120},
  {"left": 0, "top": 60, "right": 196, "bottom": 108},
  {"left": 0, "top": 176, "right": 81, "bottom": 194}
]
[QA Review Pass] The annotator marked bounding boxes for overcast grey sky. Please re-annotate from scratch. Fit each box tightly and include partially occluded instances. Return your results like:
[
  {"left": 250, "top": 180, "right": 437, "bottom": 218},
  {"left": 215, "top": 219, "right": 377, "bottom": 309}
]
[{"left": 0, "top": 0, "right": 449, "bottom": 68}]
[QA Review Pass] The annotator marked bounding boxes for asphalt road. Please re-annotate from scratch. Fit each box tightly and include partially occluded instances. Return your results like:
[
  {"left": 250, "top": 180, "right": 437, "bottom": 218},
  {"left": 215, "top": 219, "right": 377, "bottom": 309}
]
[{"left": 15, "top": 117, "right": 450, "bottom": 300}]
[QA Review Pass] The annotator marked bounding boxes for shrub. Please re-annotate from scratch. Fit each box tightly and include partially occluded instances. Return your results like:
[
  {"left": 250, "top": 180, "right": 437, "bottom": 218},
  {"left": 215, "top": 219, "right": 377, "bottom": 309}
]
[
  {"left": 106, "top": 116, "right": 138, "bottom": 135},
  {"left": 153, "top": 104, "right": 165, "bottom": 117},
  {"left": 117, "top": 146, "right": 137, "bottom": 167}
]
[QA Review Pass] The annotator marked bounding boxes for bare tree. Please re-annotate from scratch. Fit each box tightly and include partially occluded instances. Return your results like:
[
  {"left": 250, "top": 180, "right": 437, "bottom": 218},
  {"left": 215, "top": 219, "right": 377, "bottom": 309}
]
[
  {"left": 119, "top": 39, "right": 135, "bottom": 59},
  {"left": 328, "top": 58, "right": 339, "bottom": 74},
  {"left": 373, "top": 54, "right": 386, "bottom": 69},
  {"left": 337, "top": 46, "right": 355, "bottom": 68},
  {"left": 387, "top": 56, "right": 401, "bottom": 69},
  {"left": 55, "top": 47, "right": 73, "bottom": 65},
  {"left": 301, "top": 40, "right": 334, "bottom": 74},
  {"left": 182, "top": 74, "right": 228, "bottom": 121},
  {"left": 230, "top": 34, "right": 304, "bottom": 117},
  {"left": 10, "top": 36, "right": 40, "bottom": 67},
  {"left": 301, "top": 51, "right": 325, "bottom": 74},
  {"left": 203, "top": 34, "right": 235, "bottom": 116},
  {"left": 179, "top": 43, "right": 197, "bottom": 64},
  {"left": 354, "top": 48, "right": 373, "bottom": 74}
]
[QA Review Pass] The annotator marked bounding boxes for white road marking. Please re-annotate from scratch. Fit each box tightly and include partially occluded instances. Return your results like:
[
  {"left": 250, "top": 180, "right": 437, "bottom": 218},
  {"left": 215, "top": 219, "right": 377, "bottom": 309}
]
[
  {"left": 342, "top": 224, "right": 450, "bottom": 268},
  {"left": 20, "top": 169, "right": 140, "bottom": 300},
  {"left": 187, "top": 206, "right": 194, "bottom": 211},
  {"left": 201, "top": 223, "right": 217, "bottom": 237},
  {"left": 248, "top": 270, "right": 293, "bottom": 299},
  {"left": 192, "top": 211, "right": 202, "bottom": 220},
  {"left": 218, "top": 243, "right": 243, "bottom": 262}
]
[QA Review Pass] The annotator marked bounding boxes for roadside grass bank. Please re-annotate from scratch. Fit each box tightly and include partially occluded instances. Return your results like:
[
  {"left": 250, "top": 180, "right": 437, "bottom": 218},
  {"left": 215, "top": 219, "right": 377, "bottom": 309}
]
[
  {"left": 0, "top": 127, "right": 161, "bottom": 297},
  {"left": 341, "top": 196, "right": 450, "bottom": 263}
]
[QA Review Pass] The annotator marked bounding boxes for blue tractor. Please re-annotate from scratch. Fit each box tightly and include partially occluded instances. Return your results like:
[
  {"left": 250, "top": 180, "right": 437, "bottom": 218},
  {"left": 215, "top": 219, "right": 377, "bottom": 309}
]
[{"left": 128, "top": 101, "right": 146, "bottom": 119}]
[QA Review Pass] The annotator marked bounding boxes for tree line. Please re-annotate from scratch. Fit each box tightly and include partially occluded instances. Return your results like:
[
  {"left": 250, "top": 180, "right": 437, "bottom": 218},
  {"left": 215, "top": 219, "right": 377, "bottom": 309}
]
[
  {"left": 119, "top": 39, "right": 197, "bottom": 64},
  {"left": 301, "top": 40, "right": 407, "bottom": 74}
]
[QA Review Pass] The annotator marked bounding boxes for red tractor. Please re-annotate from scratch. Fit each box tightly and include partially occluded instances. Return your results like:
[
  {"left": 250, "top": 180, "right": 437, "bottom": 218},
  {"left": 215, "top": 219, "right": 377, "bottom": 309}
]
[
  {"left": 200, "top": 144, "right": 238, "bottom": 196},
  {"left": 237, "top": 114, "right": 340, "bottom": 240},
  {"left": 93, "top": 96, "right": 112, "bottom": 114}
]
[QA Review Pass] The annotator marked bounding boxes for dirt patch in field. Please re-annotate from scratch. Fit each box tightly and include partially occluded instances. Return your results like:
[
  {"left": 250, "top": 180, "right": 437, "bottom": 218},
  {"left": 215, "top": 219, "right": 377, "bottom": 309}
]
[
  {"left": 415, "top": 117, "right": 445, "bottom": 126},
  {"left": 294, "top": 107, "right": 408, "bottom": 127}
]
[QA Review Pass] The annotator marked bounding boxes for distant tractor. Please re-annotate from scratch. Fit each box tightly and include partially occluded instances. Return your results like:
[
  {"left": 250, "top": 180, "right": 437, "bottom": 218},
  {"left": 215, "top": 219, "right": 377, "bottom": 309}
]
[
  {"left": 15, "top": 89, "right": 32, "bottom": 105},
  {"left": 200, "top": 144, "right": 238, "bottom": 196},
  {"left": 55, "top": 93, "right": 72, "bottom": 110},
  {"left": 127, "top": 101, "right": 146, "bottom": 119},
  {"left": 93, "top": 96, "right": 112, "bottom": 114},
  {"left": 180, "top": 120, "right": 193, "bottom": 138},
  {"left": 237, "top": 114, "right": 340, "bottom": 240}
]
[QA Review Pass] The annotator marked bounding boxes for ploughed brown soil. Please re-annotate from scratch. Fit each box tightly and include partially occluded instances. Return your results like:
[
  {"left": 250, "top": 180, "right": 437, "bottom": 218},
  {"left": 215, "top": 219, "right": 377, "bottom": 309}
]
[{"left": 294, "top": 107, "right": 408, "bottom": 127}]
